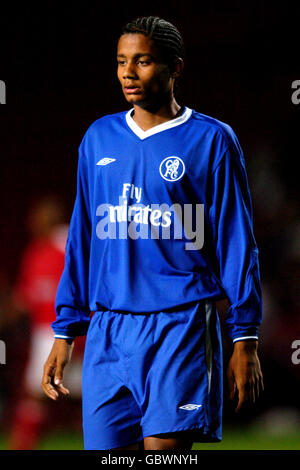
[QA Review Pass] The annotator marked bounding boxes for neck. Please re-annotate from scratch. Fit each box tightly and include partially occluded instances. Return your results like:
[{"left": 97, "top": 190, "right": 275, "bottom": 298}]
[{"left": 132, "top": 99, "right": 182, "bottom": 131}]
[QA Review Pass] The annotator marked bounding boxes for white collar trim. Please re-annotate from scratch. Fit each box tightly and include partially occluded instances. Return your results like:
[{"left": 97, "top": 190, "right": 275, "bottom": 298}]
[{"left": 125, "top": 106, "right": 192, "bottom": 140}]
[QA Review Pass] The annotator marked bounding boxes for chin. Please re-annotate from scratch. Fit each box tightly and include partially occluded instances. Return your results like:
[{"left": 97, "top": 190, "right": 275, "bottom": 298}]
[{"left": 124, "top": 95, "right": 144, "bottom": 105}]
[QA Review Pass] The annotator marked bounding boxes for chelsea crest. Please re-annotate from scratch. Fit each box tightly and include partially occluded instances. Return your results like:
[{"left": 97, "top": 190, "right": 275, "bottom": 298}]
[{"left": 159, "top": 156, "right": 185, "bottom": 182}]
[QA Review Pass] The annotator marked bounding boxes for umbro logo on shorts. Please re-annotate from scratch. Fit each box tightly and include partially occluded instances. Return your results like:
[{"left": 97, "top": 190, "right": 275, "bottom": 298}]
[
  {"left": 179, "top": 404, "right": 202, "bottom": 411},
  {"left": 96, "top": 158, "right": 116, "bottom": 166}
]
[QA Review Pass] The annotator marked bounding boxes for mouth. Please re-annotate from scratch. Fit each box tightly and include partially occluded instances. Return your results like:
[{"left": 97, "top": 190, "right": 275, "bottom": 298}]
[{"left": 123, "top": 85, "right": 141, "bottom": 95}]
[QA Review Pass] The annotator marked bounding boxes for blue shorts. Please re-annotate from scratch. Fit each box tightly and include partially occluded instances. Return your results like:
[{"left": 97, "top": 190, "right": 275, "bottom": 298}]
[{"left": 82, "top": 301, "right": 223, "bottom": 450}]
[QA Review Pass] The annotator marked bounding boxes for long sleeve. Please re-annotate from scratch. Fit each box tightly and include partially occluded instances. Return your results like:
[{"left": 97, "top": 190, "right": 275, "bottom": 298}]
[
  {"left": 208, "top": 137, "right": 263, "bottom": 343},
  {"left": 51, "top": 145, "right": 91, "bottom": 339}
]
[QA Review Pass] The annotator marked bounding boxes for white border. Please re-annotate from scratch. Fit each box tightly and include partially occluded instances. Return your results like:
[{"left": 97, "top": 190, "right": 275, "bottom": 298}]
[
  {"left": 54, "top": 334, "right": 75, "bottom": 340},
  {"left": 232, "top": 336, "right": 258, "bottom": 343},
  {"left": 125, "top": 106, "right": 192, "bottom": 140}
]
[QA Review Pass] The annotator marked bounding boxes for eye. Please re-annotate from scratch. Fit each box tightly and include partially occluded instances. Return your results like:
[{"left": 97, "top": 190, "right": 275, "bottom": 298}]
[
  {"left": 117, "top": 60, "right": 126, "bottom": 66},
  {"left": 137, "top": 60, "right": 150, "bottom": 66}
]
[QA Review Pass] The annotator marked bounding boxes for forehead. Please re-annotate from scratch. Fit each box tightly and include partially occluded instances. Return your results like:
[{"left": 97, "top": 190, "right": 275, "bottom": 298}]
[{"left": 117, "top": 33, "right": 157, "bottom": 56}]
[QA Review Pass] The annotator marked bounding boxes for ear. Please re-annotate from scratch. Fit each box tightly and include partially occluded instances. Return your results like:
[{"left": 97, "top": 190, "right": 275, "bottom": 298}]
[{"left": 171, "top": 58, "right": 184, "bottom": 79}]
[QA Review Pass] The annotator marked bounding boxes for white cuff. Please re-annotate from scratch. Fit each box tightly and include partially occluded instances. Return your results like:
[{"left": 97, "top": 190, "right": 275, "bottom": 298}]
[
  {"left": 54, "top": 334, "right": 75, "bottom": 340},
  {"left": 232, "top": 335, "right": 258, "bottom": 343}
]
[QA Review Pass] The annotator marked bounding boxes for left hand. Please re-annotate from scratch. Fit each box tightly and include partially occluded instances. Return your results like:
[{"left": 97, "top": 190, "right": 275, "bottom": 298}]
[{"left": 226, "top": 340, "right": 264, "bottom": 412}]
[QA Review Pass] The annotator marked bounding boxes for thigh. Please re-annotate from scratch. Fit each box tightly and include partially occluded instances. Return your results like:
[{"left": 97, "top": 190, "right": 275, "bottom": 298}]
[
  {"left": 144, "top": 432, "right": 194, "bottom": 450},
  {"left": 112, "top": 442, "right": 144, "bottom": 450}
]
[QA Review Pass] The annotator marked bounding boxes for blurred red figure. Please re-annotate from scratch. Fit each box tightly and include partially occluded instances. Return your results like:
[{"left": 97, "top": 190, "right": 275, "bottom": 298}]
[
  {"left": 9, "top": 196, "right": 83, "bottom": 450},
  {"left": 15, "top": 197, "right": 68, "bottom": 332}
]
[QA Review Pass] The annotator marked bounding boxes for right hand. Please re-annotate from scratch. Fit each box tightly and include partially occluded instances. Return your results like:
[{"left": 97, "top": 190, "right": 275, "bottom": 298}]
[{"left": 41, "top": 338, "right": 74, "bottom": 400}]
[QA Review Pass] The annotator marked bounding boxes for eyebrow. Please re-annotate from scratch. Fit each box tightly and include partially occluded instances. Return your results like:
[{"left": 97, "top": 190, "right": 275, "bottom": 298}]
[{"left": 117, "top": 53, "right": 154, "bottom": 59}]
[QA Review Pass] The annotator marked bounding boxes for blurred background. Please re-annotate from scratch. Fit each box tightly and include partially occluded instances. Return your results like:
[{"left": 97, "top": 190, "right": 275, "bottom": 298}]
[{"left": 0, "top": 0, "right": 300, "bottom": 450}]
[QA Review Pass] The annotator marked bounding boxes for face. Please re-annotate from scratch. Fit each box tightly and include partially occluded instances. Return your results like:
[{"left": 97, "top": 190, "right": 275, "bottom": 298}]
[{"left": 117, "top": 33, "right": 175, "bottom": 108}]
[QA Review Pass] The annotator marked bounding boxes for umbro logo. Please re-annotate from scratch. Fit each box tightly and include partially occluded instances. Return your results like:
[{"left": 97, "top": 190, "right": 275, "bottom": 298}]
[
  {"left": 96, "top": 158, "right": 116, "bottom": 166},
  {"left": 179, "top": 404, "right": 202, "bottom": 411}
]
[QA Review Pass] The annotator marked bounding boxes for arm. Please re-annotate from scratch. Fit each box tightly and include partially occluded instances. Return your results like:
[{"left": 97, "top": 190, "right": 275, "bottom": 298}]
[
  {"left": 51, "top": 144, "right": 91, "bottom": 340},
  {"left": 42, "top": 144, "right": 91, "bottom": 398},
  {"left": 209, "top": 135, "right": 263, "bottom": 411}
]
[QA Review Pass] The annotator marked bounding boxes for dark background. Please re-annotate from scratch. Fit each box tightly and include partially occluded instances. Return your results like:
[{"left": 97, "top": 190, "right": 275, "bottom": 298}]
[{"left": 1, "top": 0, "right": 300, "bottom": 448}]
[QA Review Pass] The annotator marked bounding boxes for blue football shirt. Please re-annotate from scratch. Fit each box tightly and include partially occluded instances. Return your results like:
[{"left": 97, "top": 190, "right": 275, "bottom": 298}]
[{"left": 52, "top": 106, "right": 262, "bottom": 342}]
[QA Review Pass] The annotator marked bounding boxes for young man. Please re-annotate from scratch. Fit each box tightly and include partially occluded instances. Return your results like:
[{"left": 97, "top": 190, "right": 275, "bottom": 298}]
[{"left": 42, "top": 16, "right": 264, "bottom": 451}]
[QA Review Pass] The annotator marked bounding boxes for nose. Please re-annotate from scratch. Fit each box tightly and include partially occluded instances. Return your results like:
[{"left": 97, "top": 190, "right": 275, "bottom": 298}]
[{"left": 123, "top": 61, "right": 138, "bottom": 79}]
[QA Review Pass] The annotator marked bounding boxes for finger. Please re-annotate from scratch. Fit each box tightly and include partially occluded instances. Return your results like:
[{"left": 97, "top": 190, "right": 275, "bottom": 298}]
[
  {"left": 54, "top": 362, "right": 70, "bottom": 396},
  {"left": 260, "top": 374, "right": 264, "bottom": 393},
  {"left": 253, "top": 370, "right": 263, "bottom": 400},
  {"left": 227, "top": 370, "right": 236, "bottom": 401},
  {"left": 235, "top": 386, "right": 246, "bottom": 412},
  {"left": 41, "top": 366, "right": 59, "bottom": 400},
  {"left": 257, "top": 374, "right": 264, "bottom": 401},
  {"left": 54, "top": 361, "right": 65, "bottom": 388},
  {"left": 229, "top": 382, "right": 237, "bottom": 401},
  {"left": 43, "top": 382, "right": 59, "bottom": 400},
  {"left": 256, "top": 377, "right": 261, "bottom": 402},
  {"left": 56, "top": 382, "right": 70, "bottom": 396},
  {"left": 249, "top": 381, "right": 255, "bottom": 404}
]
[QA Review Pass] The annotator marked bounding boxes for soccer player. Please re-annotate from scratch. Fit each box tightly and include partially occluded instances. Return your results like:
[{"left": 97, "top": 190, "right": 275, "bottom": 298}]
[{"left": 42, "top": 16, "right": 264, "bottom": 451}]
